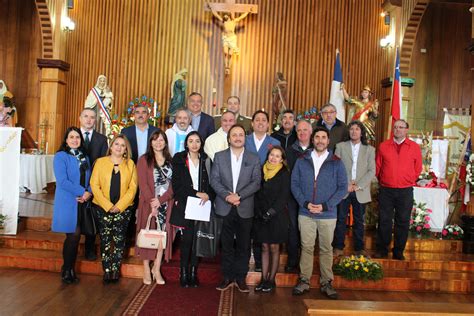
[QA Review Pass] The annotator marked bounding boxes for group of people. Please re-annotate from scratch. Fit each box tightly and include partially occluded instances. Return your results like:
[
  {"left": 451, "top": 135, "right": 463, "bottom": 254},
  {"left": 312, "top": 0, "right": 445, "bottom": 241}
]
[{"left": 52, "top": 91, "right": 422, "bottom": 300}]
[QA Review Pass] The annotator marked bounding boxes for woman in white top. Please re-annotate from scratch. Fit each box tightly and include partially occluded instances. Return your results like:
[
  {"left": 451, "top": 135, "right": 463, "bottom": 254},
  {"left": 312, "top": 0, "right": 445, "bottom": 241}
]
[{"left": 170, "top": 131, "right": 215, "bottom": 288}]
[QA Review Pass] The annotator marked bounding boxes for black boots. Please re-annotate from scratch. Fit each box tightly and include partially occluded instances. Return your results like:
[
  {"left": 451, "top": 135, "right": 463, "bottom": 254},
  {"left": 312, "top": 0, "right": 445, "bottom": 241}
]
[
  {"left": 180, "top": 267, "right": 189, "bottom": 287},
  {"left": 188, "top": 266, "right": 199, "bottom": 288},
  {"left": 61, "top": 267, "right": 79, "bottom": 284}
]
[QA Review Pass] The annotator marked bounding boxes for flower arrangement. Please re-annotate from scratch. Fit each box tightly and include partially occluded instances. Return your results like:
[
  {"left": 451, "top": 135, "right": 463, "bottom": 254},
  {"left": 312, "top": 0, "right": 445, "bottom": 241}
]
[
  {"left": 466, "top": 154, "right": 474, "bottom": 187},
  {"left": 409, "top": 202, "right": 432, "bottom": 236},
  {"left": 441, "top": 224, "right": 464, "bottom": 240},
  {"left": 296, "top": 106, "right": 320, "bottom": 123},
  {"left": 333, "top": 255, "right": 383, "bottom": 282},
  {"left": 0, "top": 214, "right": 7, "bottom": 229}
]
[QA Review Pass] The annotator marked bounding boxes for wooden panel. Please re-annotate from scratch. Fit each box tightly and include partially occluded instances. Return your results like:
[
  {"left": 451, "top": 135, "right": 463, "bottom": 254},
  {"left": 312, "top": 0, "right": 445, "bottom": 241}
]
[
  {"left": 0, "top": 0, "right": 42, "bottom": 138},
  {"left": 63, "top": 0, "right": 391, "bottom": 129},
  {"left": 408, "top": 1, "right": 473, "bottom": 133}
]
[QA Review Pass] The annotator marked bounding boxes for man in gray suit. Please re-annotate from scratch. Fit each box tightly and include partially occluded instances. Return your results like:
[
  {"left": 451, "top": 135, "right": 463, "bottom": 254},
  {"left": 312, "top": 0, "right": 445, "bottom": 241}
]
[
  {"left": 333, "top": 121, "right": 375, "bottom": 257},
  {"left": 211, "top": 124, "right": 261, "bottom": 293}
]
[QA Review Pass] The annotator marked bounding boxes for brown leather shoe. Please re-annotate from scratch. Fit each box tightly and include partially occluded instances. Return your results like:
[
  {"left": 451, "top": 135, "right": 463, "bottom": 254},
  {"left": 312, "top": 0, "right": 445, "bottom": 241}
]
[{"left": 235, "top": 279, "right": 250, "bottom": 293}]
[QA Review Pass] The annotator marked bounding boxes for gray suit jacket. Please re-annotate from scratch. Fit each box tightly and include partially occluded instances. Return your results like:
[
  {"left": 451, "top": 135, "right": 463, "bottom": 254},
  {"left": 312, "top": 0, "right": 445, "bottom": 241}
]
[
  {"left": 210, "top": 148, "right": 261, "bottom": 218},
  {"left": 335, "top": 141, "right": 376, "bottom": 203}
]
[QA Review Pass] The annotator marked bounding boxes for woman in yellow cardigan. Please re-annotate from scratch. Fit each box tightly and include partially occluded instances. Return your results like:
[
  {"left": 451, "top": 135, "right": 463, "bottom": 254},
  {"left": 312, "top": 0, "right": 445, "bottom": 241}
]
[{"left": 91, "top": 134, "right": 138, "bottom": 283}]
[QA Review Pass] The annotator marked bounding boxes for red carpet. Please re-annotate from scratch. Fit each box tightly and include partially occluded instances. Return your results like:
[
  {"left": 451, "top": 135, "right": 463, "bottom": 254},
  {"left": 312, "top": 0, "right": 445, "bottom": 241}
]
[{"left": 123, "top": 281, "right": 231, "bottom": 316}]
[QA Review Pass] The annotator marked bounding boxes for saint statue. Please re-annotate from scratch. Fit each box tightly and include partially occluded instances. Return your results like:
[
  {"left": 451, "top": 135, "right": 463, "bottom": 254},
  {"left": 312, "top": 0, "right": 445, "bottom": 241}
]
[
  {"left": 0, "top": 80, "right": 16, "bottom": 126},
  {"left": 342, "top": 84, "right": 379, "bottom": 142},
  {"left": 271, "top": 72, "right": 288, "bottom": 128},
  {"left": 167, "top": 68, "right": 188, "bottom": 124},
  {"left": 84, "top": 75, "right": 114, "bottom": 136},
  {"left": 208, "top": 3, "right": 252, "bottom": 73}
]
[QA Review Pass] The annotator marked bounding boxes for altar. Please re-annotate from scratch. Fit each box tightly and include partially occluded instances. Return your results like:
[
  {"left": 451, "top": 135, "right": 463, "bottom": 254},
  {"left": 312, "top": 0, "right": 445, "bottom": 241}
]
[
  {"left": 19, "top": 154, "right": 55, "bottom": 194},
  {"left": 413, "top": 187, "right": 450, "bottom": 233}
]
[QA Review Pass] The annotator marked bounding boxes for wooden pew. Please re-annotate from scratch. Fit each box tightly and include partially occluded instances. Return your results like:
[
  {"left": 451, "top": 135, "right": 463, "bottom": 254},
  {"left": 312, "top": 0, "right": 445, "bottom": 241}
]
[{"left": 304, "top": 300, "right": 474, "bottom": 315}]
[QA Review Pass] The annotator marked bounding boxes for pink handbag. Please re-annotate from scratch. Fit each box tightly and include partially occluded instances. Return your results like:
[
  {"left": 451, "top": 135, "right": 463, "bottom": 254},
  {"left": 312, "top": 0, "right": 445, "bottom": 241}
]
[{"left": 136, "top": 214, "right": 167, "bottom": 250}]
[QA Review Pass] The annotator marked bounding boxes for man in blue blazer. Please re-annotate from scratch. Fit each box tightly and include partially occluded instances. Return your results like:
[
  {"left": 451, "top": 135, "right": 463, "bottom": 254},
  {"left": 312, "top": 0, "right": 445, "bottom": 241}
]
[
  {"left": 187, "top": 92, "right": 215, "bottom": 141},
  {"left": 121, "top": 104, "right": 160, "bottom": 163},
  {"left": 245, "top": 110, "right": 280, "bottom": 271},
  {"left": 211, "top": 124, "right": 261, "bottom": 293}
]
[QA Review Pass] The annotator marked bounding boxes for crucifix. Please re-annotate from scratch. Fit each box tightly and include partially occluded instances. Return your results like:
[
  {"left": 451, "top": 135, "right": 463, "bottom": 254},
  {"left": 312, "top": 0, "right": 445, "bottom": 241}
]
[{"left": 206, "top": 0, "right": 258, "bottom": 76}]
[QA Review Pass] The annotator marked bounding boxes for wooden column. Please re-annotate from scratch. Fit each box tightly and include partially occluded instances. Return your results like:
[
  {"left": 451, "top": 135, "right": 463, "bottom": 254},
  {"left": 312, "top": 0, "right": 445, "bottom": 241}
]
[
  {"left": 379, "top": 77, "right": 414, "bottom": 144},
  {"left": 37, "top": 59, "right": 70, "bottom": 154},
  {"left": 467, "top": 7, "right": 474, "bottom": 216}
]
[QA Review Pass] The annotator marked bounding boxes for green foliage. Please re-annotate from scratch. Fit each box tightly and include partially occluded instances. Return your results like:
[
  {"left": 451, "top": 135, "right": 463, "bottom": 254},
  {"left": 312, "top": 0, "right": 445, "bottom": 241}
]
[{"left": 333, "top": 255, "right": 383, "bottom": 282}]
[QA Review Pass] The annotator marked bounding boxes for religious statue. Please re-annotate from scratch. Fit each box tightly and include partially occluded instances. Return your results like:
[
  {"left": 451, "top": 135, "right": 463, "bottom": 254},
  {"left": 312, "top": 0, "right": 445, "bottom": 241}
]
[
  {"left": 208, "top": 2, "right": 253, "bottom": 74},
  {"left": 84, "top": 75, "right": 114, "bottom": 136},
  {"left": 167, "top": 68, "right": 188, "bottom": 124},
  {"left": 0, "top": 80, "right": 16, "bottom": 125},
  {"left": 271, "top": 72, "right": 288, "bottom": 128},
  {"left": 342, "top": 84, "right": 379, "bottom": 142},
  {"left": 420, "top": 131, "right": 433, "bottom": 176}
]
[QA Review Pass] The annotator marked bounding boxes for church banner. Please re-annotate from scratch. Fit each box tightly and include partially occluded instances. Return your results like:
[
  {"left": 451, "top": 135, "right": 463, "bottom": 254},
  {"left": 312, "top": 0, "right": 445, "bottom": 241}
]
[
  {"left": 443, "top": 113, "right": 470, "bottom": 166},
  {"left": 0, "top": 127, "right": 22, "bottom": 234}
]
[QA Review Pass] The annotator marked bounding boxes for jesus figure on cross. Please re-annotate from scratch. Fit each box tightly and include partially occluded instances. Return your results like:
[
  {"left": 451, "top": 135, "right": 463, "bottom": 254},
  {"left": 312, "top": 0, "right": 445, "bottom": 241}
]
[{"left": 207, "top": 2, "right": 256, "bottom": 74}]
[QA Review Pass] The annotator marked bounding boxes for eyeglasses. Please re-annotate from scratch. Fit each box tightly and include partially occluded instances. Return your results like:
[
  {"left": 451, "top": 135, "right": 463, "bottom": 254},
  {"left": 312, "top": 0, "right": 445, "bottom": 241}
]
[{"left": 322, "top": 111, "right": 336, "bottom": 115}]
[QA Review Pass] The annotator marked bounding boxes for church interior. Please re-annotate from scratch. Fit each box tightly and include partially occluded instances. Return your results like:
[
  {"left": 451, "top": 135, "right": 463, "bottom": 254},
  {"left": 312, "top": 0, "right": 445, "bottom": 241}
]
[{"left": 1, "top": 0, "right": 474, "bottom": 315}]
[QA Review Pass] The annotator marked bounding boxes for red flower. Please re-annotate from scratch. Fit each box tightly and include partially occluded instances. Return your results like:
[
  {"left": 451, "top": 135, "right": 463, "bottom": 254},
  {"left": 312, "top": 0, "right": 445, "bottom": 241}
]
[
  {"left": 267, "top": 144, "right": 274, "bottom": 150},
  {"left": 442, "top": 229, "right": 448, "bottom": 236},
  {"left": 454, "top": 231, "right": 459, "bottom": 235},
  {"left": 142, "top": 101, "right": 147, "bottom": 106}
]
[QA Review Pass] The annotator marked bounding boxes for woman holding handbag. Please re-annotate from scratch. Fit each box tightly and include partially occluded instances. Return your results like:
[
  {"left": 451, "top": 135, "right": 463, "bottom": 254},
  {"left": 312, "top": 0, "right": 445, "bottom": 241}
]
[
  {"left": 136, "top": 130, "right": 174, "bottom": 285},
  {"left": 52, "top": 127, "right": 92, "bottom": 284},
  {"left": 171, "top": 131, "right": 215, "bottom": 288},
  {"left": 90, "top": 134, "right": 137, "bottom": 283},
  {"left": 253, "top": 146, "right": 290, "bottom": 293}
]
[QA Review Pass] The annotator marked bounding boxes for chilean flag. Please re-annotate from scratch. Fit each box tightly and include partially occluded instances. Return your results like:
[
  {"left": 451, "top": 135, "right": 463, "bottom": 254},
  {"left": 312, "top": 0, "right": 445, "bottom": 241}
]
[
  {"left": 329, "top": 49, "right": 345, "bottom": 122},
  {"left": 391, "top": 47, "right": 402, "bottom": 127}
]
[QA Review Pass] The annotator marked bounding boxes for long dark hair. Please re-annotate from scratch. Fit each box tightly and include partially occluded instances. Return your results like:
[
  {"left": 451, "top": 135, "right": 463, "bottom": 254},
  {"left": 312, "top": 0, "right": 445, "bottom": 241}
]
[
  {"left": 184, "top": 131, "right": 205, "bottom": 157},
  {"left": 144, "top": 130, "right": 172, "bottom": 166},
  {"left": 348, "top": 120, "right": 368, "bottom": 145},
  {"left": 57, "top": 126, "right": 85, "bottom": 153}
]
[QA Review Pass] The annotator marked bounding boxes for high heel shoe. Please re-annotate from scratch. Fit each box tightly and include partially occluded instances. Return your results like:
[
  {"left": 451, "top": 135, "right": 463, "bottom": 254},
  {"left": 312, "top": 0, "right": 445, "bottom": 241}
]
[
  {"left": 143, "top": 270, "right": 152, "bottom": 285},
  {"left": 152, "top": 265, "right": 165, "bottom": 285}
]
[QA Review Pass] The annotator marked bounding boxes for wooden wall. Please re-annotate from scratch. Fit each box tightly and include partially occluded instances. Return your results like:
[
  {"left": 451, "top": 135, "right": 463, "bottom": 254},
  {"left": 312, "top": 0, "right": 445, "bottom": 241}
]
[
  {"left": 63, "top": 0, "right": 392, "bottom": 128},
  {"left": 0, "top": 0, "right": 42, "bottom": 136},
  {"left": 408, "top": 1, "right": 473, "bottom": 133}
]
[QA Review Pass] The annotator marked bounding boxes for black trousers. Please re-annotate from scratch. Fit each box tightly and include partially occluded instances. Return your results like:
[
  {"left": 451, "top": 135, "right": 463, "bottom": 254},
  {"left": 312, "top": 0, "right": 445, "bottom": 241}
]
[
  {"left": 180, "top": 222, "right": 199, "bottom": 268},
  {"left": 286, "top": 197, "right": 300, "bottom": 267},
  {"left": 220, "top": 207, "right": 253, "bottom": 281},
  {"left": 376, "top": 186, "right": 413, "bottom": 256}
]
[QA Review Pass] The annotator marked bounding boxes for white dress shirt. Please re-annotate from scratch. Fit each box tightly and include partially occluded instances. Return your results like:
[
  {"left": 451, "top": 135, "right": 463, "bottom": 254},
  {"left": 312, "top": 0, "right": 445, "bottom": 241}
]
[
  {"left": 188, "top": 154, "right": 200, "bottom": 191},
  {"left": 253, "top": 133, "right": 265, "bottom": 152},
  {"left": 311, "top": 149, "right": 329, "bottom": 180},
  {"left": 230, "top": 148, "right": 244, "bottom": 193},
  {"left": 351, "top": 142, "right": 361, "bottom": 180}
]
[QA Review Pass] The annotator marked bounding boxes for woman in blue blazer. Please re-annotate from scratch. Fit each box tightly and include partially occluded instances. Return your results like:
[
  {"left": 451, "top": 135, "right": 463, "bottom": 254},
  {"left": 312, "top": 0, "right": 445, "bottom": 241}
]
[{"left": 52, "top": 127, "right": 92, "bottom": 284}]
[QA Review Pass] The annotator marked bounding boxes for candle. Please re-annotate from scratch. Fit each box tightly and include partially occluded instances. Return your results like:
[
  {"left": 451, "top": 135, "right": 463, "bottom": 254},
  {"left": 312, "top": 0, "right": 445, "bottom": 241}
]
[
  {"left": 45, "top": 141, "right": 48, "bottom": 155},
  {"left": 153, "top": 102, "right": 157, "bottom": 118}
]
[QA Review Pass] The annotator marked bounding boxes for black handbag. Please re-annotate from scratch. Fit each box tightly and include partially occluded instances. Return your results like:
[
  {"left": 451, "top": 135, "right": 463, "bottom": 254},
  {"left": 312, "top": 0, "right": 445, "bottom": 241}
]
[
  {"left": 194, "top": 215, "right": 223, "bottom": 258},
  {"left": 80, "top": 200, "right": 97, "bottom": 236}
]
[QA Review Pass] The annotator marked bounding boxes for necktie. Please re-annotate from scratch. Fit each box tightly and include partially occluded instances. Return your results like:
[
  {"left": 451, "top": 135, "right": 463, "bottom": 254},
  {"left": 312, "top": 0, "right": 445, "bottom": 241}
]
[{"left": 84, "top": 132, "right": 90, "bottom": 148}]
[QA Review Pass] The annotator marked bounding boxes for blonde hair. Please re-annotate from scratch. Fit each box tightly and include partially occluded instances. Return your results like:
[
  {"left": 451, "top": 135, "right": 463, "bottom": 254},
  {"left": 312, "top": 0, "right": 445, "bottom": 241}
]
[{"left": 107, "top": 134, "right": 132, "bottom": 160}]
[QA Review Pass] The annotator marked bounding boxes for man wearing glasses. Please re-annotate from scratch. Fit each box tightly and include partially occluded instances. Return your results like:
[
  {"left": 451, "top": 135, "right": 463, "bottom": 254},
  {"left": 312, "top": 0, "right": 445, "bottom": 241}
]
[
  {"left": 314, "top": 103, "right": 349, "bottom": 152},
  {"left": 374, "top": 119, "right": 422, "bottom": 260}
]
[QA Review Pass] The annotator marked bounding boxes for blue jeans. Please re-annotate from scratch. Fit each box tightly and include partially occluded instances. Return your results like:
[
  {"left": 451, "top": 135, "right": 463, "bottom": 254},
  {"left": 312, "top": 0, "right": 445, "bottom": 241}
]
[{"left": 333, "top": 192, "right": 366, "bottom": 251}]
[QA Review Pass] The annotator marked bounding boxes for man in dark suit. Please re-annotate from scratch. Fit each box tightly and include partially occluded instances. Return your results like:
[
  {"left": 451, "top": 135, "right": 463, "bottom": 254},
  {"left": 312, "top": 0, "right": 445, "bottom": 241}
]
[
  {"left": 211, "top": 124, "right": 261, "bottom": 293},
  {"left": 79, "top": 108, "right": 108, "bottom": 261},
  {"left": 314, "top": 103, "right": 349, "bottom": 153},
  {"left": 121, "top": 104, "right": 160, "bottom": 163},
  {"left": 187, "top": 92, "right": 215, "bottom": 141}
]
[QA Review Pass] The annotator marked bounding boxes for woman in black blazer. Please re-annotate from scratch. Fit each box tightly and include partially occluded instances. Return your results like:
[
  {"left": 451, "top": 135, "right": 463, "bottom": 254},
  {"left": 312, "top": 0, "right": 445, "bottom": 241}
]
[
  {"left": 253, "top": 145, "right": 290, "bottom": 293},
  {"left": 171, "top": 131, "right": 215, "bottom": 288}
]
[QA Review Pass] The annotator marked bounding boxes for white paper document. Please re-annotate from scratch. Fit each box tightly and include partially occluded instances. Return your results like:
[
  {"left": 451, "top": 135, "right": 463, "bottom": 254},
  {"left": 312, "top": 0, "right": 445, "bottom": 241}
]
[{"left": 184, "top": 196, "right": 211, "bottom": 222}]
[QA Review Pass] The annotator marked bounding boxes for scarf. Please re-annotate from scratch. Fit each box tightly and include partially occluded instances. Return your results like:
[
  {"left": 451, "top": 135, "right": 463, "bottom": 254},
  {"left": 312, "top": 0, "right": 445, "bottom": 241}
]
[
  {"left": 263, "top": 161, "right": 283, "bottom": 181},
  {"left": 69, "top": 148, "right": 88, "bottom": 170}
]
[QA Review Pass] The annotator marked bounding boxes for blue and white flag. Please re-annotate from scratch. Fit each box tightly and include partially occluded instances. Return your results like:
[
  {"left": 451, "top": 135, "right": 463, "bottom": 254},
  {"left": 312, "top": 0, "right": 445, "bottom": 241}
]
[{"left": 329, "top": 49, "right": 345, "bottom": 122}]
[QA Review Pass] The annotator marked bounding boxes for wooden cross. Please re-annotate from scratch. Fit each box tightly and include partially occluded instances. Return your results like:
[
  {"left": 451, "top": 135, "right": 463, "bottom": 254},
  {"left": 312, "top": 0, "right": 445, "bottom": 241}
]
[{"left": 206, "top": 0, "right": 258, "bottom": 107}]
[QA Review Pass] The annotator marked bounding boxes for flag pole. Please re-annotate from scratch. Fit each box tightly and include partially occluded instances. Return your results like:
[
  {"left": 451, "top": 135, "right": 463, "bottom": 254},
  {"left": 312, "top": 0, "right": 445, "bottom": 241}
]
[{"left": 386, "top": 46, "right": 399, "bottom": 140}]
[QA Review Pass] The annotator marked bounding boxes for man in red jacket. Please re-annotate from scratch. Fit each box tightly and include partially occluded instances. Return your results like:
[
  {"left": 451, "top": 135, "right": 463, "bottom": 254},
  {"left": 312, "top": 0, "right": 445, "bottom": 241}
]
[{"left": 375, "top": 119, "right": 422, "bottom": 260}]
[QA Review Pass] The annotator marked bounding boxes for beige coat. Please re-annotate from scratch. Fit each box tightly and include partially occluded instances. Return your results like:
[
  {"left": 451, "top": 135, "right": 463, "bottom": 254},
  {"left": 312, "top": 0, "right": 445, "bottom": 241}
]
[{"left": 335, "top": 141, "right": 375, "bottom": 204}]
